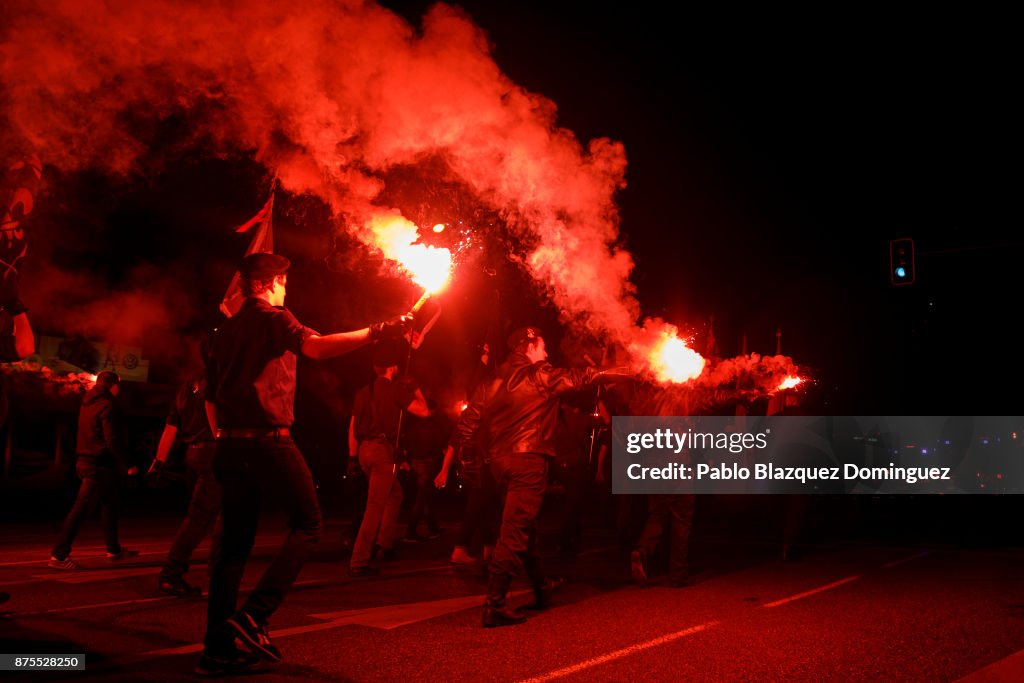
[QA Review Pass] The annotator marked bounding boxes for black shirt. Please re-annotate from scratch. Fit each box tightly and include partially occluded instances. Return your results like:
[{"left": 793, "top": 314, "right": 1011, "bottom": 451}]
[
  {"left": 167, "top": 376, "right": 213, "bottom": 444},
  {"left": 206, "top": 298, "right": 318, "bottom": 429},
  {"left": 353, "top": 377, "right": 414, "bottom": 443}
]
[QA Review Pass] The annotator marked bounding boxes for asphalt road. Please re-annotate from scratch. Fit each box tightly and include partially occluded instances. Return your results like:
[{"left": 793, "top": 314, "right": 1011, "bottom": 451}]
[{"left": 2, "top": 515, "right": 1023, "bottom": 681}]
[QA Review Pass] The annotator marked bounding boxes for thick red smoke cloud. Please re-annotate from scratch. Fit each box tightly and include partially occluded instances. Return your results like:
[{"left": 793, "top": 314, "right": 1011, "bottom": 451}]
[
  {"left": 1, "top": 1, "right": 640, "bottom": 342},
  {"left": 2, "top": 1, "right": 787, "bottom": 388}
]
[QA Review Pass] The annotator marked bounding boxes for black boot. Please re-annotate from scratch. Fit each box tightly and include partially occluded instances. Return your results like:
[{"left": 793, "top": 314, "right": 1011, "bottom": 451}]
[
  {"left": 482, "top": 574, "right": 527, "bottom": 627},
  {"left": 522, "top": 555, "right": 563, "bottom": 611}
]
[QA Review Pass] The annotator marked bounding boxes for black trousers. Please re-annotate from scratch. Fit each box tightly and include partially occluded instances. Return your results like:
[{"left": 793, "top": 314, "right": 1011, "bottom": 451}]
[
  {"left": 634, "top": 494, "right": 695, "bottom": 581},
  {"left": 161, "top": 443, "right": 222, "bottom": 580},
  {"left": 455, "top": 465, "right": 500, "bottom": 551},
  {"left": 51, "top": 456, "right": 123, "bottom": 560},
  {"left": 558, "top": 457, "right": 589, "bottom": 555},
  {"left": 204, "top": 436, "right": 322, "bottom": 653},
  {"left": 489, "top": 454, "right": 547, "bottom": 578},
  {"left": 407, "top": 460, "right": 439, "bottom": 535}
]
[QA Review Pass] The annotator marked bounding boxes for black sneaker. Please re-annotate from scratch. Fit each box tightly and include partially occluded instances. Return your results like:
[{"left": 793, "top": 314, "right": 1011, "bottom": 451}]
[
  {"left": 195, "top": 648, "right": 260, "bottom": 677},
  {"left": 158, "top": 576, "right": 203, "bottom": 598},
  {"left": 426, "top": 527, "right": 443, "bottom": 540},
  {"left": 401, "top": 534, "right": 423, "bottom": 543},
  {"left": 226, "top": 611, "right": 281, "bottom": 662}
]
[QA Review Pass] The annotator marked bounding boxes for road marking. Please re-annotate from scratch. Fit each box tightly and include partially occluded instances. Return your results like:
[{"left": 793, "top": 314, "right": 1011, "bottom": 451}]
[
  {"left": 882, "top": 550, "right": 930, "bottom": 569},
  {"left": 17, "top": 595, "right": 180, "bottom": 616},
  {"left": 140, "top": 590, "right": 529, "bottom": 658},
  {"left": 0, "top": 539, "right": 281, "bottom": 567},
  {"left": 30, "top": 566, "right": 166, "bottom": 584},
  {"left": 0, "top": 546, "right": 169, "bottom": 566},
  {"left": 762, "top": 576, "right": 860, "bottom": 608},
  {"left": 518, "top": 621, "right": 719, "bottom": 683},
  {"left": 957, "top": 647, "right": 1024, "bottom": 682}
]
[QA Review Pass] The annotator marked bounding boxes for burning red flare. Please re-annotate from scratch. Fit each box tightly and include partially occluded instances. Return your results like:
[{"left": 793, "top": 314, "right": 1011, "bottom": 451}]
[
  {"left": 778, "top": 376, "right": 803, "bottom": 391},
  {"left": 646, "top": 330, "right": 706, "bottom": 384},
  {"left": 367, "top": 214, "right": 453, "bottom": 296}
]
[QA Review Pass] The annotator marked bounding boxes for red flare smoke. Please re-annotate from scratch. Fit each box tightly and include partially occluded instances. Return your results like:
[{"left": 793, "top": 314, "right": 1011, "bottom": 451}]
[{"left": 0, "top": 1, "right": 796, "bottom": 389}]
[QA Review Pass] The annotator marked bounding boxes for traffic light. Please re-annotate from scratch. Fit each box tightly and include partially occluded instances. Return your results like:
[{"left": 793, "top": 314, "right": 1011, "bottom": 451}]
[{"left": 890, "top": 237, "right": 915, "bottom": 285}]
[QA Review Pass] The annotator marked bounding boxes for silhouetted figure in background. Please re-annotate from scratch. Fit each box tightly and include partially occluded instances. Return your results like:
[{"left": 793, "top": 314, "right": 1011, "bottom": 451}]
[
  {"left": 403, "top": 401, "right": 447, "bottom": 542},
  {"left": 348, "top": 340, "right": 428, "bottom": 576},
  {"left": 149, "top": 371, "right": 219, "bottom": 597},
  {"left": 50, "top": 371, "right": 138, "bottom": 569}
]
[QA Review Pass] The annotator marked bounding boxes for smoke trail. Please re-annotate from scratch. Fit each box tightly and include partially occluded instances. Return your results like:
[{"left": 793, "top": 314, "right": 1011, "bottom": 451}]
[{"left": 1, "top": 0, "right": 682, "bottom": 373}]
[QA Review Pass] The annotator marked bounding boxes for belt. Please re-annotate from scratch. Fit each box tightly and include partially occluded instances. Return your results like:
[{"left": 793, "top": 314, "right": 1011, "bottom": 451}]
[{"left": 216, "top": 428, "right": 290, "bottom": 440}]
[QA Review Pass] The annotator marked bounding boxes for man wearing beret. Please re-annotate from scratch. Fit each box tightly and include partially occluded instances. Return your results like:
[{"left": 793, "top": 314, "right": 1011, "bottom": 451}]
[
  {"left": 199, "top": 252, "right": 409, "bottom": 676},
  {"left": 457, "top": 326, "right": 601, "bottom": 627}
]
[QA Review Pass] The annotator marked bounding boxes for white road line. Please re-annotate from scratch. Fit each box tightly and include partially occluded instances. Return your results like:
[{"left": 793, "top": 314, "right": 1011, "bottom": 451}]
[
  {"left": 0, "top": 539, "right": 283, "bottom": 566},
  {"left": 0, "top": 546, "right": 171, "bottom": 566},
  {"left": 140, "top": 589, "right": 531, "bottom": 659},
  {"left": 882, "top": 550, "right": 930, "bottom": 569},
  {"left": 518, "top": 622, "right": 719, "bottom": 683},
  {"left": 30, "top": 566, "right": 165, "bottom": 584},
  {"left": 762, "top": 576, "right": 861, "bottom": 608},
  {"left": 957, "top": 647, "right": 1024, "bottom": 682},
  {"left": 17, "top": 595, "right": 180, "bottom": 616}
]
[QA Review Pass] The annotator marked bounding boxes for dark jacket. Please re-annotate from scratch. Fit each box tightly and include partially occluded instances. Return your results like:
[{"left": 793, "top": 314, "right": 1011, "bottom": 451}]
[
  {"left": 458, "top": 352, "right": 597, "bottom": 461},
  {"left": 76, "top": 385, "right": 128, "bottom": 468}
]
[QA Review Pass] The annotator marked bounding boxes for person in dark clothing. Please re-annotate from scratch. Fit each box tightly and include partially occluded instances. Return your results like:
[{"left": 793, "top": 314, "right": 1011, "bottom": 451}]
[
  {"left": 554, "top": 398, "right": 598, "bottom": 559},
  {"left": 199, "top": 252, "right": 409, "bottom": 676},
  {"left": 630, "top": 495, "right": 696, "bottom": 587},
  {"left": 148, "top": 373, "right": 219, "bottom": 597},
  {"left": 628, "top": 384, "right": 696, "bottom": 587},
  {"left": 49, "top": 371, "right": 138, "bottom": 569},
  {"left": 0, "top": 254, "right": 33, "bottom": 365},
  {"left": 457, "top": 326, "right": 608, "bottom": 627},
  {"left": 436, "top": 439, "right": 501, "bottom": 565},
  {"left": 347, "top": 340, "right": 428, "bottom": 576},
  {"left": 440, "top": 342, "right": 501, "bottom": 565},
  {"left": 403, "top": 402, "right": 448, "bottom": 542},
  {"left": 1, "top": 269, "right": 34, "bottom": 428}
]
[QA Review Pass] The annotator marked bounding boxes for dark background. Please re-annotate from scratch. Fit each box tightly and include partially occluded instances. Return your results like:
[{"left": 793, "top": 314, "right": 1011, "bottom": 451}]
[{"left": 13, "top": 3, "right": 1018, "bottom": 417}]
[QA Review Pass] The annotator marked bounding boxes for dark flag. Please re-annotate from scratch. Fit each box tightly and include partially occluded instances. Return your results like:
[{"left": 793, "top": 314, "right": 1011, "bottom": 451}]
[
  {"left": 1, "top": 154, "right": 42, "bottom": 299},
  {"left": 219, "top": 192, "right": 275, "bottom": 317}
]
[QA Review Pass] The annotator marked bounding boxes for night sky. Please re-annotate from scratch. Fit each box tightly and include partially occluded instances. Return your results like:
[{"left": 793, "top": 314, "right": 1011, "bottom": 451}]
[
  {"left": 8, "top": 3, "right": 1017, "bottom": 416},
  {"left": 383, "top": 3, "right": 1016, "bottom": 415}
]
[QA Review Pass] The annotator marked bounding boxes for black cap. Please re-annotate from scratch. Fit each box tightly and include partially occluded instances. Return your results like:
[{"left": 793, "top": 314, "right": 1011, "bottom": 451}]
[
  {"left": 507, "top": 326, "right": 543, "bottom": 351},
  {"left": 240, "top": 253, "right": 290, "bottom": 279}
]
